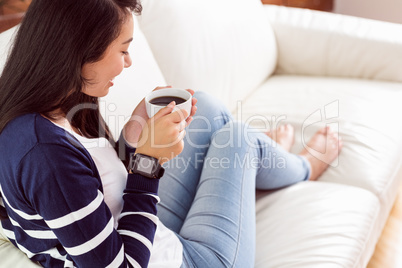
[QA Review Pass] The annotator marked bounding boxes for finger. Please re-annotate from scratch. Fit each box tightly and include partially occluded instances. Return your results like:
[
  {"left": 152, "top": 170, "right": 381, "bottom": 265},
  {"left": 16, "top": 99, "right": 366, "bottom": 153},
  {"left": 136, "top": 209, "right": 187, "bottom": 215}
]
[
  {"left": 152, "top": 101, "right": 176, "bottom": 120},
  {"left": 168, "top": 109, "right": 189, "bottom": 123},
  {"left": 185, "top": 116, "right": 193, "bottom": 126},
  {"left": 153, "top": 85, "right": 173, "bottom": 91},
  {"left": 191, "top": 97, "right": 198, "bottom": 116},
  {"left": 185, "top": 89, "right": 195, "bottom": 96},
  {"left": 185, "top": 105, "right": 197, "bottom": 126},
  {"left": 177, "top": 120, "right": 187, "bottom": 132},
  {"left": 177, "top": 129, "right": 186, "bottom": 141},
  {"left": 189, "top": 105, "right": 197, "bottom": 118}
]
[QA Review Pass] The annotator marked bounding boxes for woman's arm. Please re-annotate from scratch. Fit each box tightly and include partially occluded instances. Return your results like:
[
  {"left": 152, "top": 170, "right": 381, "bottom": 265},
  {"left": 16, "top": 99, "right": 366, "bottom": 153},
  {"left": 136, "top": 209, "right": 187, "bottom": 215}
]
[
  {"left": 16, "top": 143, "right": 158, "bottom": 268},
  {"left": 5, "top": 103, "right": 189, "bottom": 267}
]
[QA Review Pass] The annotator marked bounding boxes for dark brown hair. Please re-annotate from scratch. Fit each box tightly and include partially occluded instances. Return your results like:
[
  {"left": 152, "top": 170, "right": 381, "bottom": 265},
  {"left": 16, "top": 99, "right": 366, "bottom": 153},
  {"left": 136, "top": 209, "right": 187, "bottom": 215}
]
[{"left": 0, "top": 0, "right": 142, "bottom": 139}]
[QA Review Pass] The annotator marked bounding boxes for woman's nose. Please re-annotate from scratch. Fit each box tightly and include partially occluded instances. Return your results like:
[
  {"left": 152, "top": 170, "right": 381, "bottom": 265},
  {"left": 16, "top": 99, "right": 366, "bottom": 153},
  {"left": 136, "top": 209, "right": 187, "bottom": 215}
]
[{"left": 124, "top": 54, "right": 132, "bottom": 68}]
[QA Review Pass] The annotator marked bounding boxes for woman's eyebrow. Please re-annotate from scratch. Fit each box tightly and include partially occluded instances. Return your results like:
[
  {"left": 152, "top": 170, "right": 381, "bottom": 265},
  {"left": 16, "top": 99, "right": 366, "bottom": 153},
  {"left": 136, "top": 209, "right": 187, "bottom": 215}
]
[{"left": 122, "top": 38, "right": 133, "bottom": 44}]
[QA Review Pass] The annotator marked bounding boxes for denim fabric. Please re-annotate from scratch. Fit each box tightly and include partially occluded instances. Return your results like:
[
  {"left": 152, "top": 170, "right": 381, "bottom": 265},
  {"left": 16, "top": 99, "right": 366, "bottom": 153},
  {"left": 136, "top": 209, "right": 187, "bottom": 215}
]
[{"left": 157, "top": 92, "right": 310, "bottom": 268}]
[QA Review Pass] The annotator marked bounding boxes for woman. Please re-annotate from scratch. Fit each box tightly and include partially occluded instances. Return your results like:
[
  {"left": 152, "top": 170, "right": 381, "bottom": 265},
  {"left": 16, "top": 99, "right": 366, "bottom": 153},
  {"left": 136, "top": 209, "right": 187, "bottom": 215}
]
[{"left": 0, "top": 0, "right": 341, "bottom": 267}]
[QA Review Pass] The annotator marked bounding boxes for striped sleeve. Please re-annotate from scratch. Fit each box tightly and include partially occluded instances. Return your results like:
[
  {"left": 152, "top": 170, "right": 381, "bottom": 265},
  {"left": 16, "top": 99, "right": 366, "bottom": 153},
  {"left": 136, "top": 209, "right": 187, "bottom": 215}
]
[
  {"left": 114, "top": 132, "right": 137, "bottom": 167},
  {"left": 13, "top": 142, "right": 159, "bottom": 268}
]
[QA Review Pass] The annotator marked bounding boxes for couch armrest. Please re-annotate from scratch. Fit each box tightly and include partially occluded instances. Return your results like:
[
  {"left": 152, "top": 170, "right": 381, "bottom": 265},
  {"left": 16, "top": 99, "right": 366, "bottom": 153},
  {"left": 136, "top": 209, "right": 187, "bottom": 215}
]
[{"left": 264, "top": 5, "right": 402, "bottom": 83}]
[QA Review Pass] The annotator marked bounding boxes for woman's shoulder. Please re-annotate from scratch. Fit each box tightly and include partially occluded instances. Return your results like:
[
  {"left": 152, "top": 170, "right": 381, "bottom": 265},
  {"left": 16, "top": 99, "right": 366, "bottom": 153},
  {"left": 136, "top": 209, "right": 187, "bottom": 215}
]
[{"left": 0, "top": 113, "right": 88, "bottom": 165}]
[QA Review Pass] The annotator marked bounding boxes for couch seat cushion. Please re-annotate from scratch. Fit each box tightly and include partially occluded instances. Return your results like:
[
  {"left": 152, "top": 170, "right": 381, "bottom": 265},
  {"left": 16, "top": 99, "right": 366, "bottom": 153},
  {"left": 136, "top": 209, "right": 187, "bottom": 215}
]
[
  {"left": 238, "top": 75, "right": 402, "bottom": 206},
  {"left": 0, "top": 223, "right": 40, "bottom": 268},
  {"left": 255, "top": 181, "right": 379, "bottom": 267}
]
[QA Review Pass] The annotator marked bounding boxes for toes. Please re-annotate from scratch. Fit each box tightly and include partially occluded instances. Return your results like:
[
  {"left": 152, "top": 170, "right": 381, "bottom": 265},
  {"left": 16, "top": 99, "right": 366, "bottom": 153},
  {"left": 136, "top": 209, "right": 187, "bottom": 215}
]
[
  {"left": 318, "top": 126, "right": 339, "bottom": 137},
  {"left": 330, "top": 132, "right": 338, "bottom": 140},
  {"left": 329, "top": 131, "right": 341, "bottom": 142},
  {"left": 285, "top": 123, "right": 293, "bottom": 128},
  {"left": 284, "top": 124, "right": 294, "bottom": 132},
  {"left": 338, "top": 136, "right": 343, "bottom": 148},
  {"left": 317, "top": 126, "right": 330, "bottom": 135},
  {"left": 328, "top": 131, "right": 343, "bottom": 151},
  {"left": 278, "top": 124, "right": 294, "bottom": 134},
  {"left": 266, "top": 130, "right": 273, "bottom": 138}
]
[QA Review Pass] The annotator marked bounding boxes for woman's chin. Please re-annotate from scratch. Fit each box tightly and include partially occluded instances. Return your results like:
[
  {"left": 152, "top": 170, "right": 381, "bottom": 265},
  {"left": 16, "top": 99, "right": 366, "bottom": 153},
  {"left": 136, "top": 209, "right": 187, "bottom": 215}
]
[{"left": 82, "top": 90, "right": 110, "bottom": 98}]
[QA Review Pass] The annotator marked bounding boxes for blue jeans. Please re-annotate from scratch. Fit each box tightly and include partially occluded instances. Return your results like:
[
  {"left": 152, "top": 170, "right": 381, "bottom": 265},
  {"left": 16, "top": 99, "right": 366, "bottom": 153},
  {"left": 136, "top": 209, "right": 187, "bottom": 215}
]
[{"left": 158, "top": 92, "right": 310, "bottom": 268}]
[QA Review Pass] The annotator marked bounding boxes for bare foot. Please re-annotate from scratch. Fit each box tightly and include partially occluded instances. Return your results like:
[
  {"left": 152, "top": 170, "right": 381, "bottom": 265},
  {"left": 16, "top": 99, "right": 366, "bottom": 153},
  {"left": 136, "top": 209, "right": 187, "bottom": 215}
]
[
  {"left": 266, "top": 124, "right": 295, "bottom": 152},
  {"left": 299, "top": 126, "right": 342, "bottom": 181}
]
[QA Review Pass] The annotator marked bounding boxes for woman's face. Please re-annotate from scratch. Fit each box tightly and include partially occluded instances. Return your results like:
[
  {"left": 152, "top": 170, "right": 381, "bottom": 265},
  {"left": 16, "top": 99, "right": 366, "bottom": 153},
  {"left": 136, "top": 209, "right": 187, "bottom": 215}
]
[{"left": 81, "top": 15, "right": 134, "bottom": 97}]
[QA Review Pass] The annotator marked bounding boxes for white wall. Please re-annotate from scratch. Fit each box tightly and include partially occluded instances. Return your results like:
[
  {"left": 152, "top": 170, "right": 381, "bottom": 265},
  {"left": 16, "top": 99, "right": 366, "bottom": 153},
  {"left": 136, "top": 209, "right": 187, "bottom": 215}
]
[{"left": 334, "top": 0, "right": 402, "bottom": 24}]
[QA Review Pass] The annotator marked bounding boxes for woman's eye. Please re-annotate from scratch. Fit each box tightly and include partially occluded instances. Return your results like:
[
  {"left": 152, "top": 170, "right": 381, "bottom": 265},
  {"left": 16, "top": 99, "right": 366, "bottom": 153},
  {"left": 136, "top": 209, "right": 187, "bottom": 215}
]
[{"left": 122, "top": 51, "right": 129, "bottom": 55}]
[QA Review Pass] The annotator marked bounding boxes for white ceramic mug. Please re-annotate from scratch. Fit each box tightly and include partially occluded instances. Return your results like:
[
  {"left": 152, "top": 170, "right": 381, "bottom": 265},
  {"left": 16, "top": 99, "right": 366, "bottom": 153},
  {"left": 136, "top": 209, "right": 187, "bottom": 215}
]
[{"left": 145, "top": 88, "right": 192, "bottom": 118}]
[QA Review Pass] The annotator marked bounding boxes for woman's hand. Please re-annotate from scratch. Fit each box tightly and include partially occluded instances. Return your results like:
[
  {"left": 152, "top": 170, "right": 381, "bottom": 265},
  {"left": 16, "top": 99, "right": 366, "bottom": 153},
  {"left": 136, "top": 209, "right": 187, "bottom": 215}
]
[
  {"left": 123, "top": 86, "right": 197, "bottom": 147},
  {"left": 183, "top": 88, "right": 198, "bottom": 126},
  {"left": 135, "top": 102, "right": 189, "bottom": 164}
]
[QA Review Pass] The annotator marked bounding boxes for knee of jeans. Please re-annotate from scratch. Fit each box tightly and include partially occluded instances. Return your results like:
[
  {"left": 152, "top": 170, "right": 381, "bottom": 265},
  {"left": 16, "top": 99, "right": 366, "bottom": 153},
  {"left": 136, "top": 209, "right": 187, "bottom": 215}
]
[
  {"left": 190, "top": 91, "right": 233, "bottom": 135},
  {"left": 193, "top": 91, "right": 232, "bottom": 120},
  {"left": 211, "top": 121, "right": 249, "bottom": 148}
]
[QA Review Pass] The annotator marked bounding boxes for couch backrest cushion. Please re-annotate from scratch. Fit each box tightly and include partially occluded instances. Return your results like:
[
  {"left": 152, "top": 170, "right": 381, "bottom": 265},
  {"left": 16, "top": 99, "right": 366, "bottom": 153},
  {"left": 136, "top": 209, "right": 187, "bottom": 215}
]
[
  {"left": 0, "top": 26, "right": 18, "bottom": 73},
  {"left": 138, "top": 0, "right": 277, "bottom": 111},
  {"left": 264, "top": 5, "right": 402, "bottom": 83}
]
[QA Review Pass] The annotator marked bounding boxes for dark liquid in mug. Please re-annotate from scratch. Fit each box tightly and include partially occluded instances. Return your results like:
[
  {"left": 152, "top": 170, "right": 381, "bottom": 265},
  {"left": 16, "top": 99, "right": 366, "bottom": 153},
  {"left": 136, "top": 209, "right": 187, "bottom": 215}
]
[{"left": 150, "top": 96, "right": 186, "bottom": 106}]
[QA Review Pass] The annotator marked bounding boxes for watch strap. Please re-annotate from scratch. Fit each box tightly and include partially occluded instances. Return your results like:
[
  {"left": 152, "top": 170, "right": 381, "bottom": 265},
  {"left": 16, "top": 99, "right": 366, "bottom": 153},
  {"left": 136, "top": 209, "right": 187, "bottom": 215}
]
[{"left": 128, "top": 153, "right": 165, "bottom": 179}]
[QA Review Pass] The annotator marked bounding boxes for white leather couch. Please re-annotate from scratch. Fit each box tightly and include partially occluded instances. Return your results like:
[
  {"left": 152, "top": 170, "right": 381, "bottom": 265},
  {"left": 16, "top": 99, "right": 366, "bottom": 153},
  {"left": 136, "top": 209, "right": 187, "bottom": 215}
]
[{"left": 1, "top": 0, "right": 402, "bottom": 267}]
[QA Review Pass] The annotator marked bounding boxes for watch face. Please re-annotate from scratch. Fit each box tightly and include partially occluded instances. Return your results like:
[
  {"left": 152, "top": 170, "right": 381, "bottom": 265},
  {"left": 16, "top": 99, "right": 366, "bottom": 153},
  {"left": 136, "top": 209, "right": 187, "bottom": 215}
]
[{"left": 138, "top": 157, "right": 154, "bottom": 174}]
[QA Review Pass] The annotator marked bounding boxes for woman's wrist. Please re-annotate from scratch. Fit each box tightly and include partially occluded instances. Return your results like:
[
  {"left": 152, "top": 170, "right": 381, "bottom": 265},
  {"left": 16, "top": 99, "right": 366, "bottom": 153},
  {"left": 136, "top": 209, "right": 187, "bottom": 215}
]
[{"left": 123, "top": 118, "right": 146, "bottom": 147}]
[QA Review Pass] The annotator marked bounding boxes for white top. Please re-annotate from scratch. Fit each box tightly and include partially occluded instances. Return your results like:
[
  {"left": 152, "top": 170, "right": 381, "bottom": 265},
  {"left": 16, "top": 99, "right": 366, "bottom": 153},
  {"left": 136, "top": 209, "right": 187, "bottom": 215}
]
[{"left": 67, "top": 129, "right": 183, "bottom": 267}]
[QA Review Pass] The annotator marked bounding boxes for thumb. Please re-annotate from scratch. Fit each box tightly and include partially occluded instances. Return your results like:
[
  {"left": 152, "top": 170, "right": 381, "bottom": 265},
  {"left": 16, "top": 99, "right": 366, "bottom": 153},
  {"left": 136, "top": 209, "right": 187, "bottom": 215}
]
[{"left": 152, "top": 101, "right": 176, "bottom": 120}]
